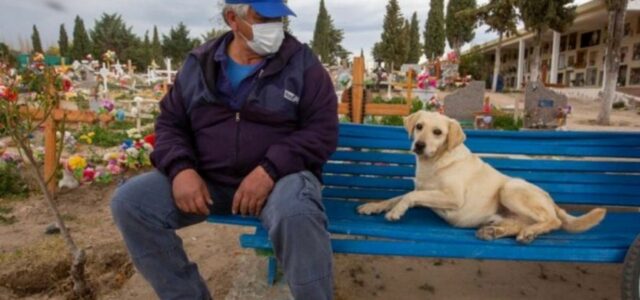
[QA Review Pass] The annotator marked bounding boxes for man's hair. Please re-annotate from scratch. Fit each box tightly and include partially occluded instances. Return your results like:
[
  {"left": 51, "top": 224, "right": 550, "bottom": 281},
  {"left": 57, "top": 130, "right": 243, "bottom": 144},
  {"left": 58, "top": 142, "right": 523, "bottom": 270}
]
[{"left": 222, "top": 4, "right": 250, "bottom": 26}]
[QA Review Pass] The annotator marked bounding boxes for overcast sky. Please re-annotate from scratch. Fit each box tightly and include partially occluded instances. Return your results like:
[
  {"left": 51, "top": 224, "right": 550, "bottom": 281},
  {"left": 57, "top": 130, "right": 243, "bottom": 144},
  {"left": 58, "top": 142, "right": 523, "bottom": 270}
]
[{"left": 0, "top": 0, "right": 592, "bottom": 63}]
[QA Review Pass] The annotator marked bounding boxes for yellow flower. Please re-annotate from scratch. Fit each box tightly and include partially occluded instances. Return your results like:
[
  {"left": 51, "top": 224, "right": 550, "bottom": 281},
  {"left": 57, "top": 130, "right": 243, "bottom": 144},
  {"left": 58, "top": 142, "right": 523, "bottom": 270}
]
[
  {"left": 68, "top": 155, "right": 87, "bottom": 171},
  {"left": 79, "top": 132, "right": 94, "bottom": 145}
]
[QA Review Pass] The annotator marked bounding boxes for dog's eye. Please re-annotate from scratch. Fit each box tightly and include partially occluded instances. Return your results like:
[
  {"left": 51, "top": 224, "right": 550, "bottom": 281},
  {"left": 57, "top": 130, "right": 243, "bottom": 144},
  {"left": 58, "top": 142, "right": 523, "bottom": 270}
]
[
  {"left": 433, "top": 129, "right": 442, "bottom": 136},
  {"left": 416, "top": 124, "right": 423, "bottom": 131}
]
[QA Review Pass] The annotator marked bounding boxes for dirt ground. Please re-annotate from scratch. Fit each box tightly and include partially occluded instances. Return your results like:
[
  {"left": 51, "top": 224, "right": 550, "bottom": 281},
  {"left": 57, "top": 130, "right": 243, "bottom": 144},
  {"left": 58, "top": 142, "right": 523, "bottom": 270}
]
[{"left": 0, "top": 95, "right": 638, "bottom": 300}]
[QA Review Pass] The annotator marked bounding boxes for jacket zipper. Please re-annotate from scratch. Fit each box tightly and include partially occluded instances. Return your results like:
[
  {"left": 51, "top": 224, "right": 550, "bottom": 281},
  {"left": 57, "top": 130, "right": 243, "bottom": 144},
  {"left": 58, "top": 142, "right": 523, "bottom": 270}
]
[
  {"left": 233, "top": 69, "right": 264, "bottom": 175},
  {"left": 234, "top": 112, "right": 241, "bottom": 174}
]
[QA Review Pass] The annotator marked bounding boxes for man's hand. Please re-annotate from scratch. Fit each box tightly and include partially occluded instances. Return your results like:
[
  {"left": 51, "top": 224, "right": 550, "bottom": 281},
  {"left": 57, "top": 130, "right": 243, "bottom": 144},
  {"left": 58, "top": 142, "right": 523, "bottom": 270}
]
[
  {"left": 172, "top": 169, "right": 213, "bottom": 215},
  {"left": 232, "top": 166, "right": 275, "bottom": 216}
]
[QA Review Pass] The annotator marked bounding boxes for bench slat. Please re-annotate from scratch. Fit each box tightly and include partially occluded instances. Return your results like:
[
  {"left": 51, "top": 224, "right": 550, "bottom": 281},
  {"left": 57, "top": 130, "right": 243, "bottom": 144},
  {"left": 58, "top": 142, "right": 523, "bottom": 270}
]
[
  {"left": 240, "top": 233, "right": 627, "bottom": 263},
  {"left": 331, "top": 152, "right": 640, "bottom": 173},
  {"left": 325, "top": 165, "right": 640, "bottom": 185},
  {"left": 339, "top": 138, "right": 640, "bottom": 158},
  {"left": 322, "top": 187, "right": 640, "bottom": 206}
]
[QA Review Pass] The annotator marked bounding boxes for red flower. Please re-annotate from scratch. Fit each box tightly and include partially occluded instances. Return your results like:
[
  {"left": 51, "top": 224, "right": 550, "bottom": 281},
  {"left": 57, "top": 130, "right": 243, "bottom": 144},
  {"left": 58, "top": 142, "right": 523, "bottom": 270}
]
[
  {"left": 63, "top": 79, "right": 73, "bottom": 92},
  {"left": 144, "top": 133, "right": 156, "bottom": 147},
  {"left": 3, "top": 88, "right": 17, "bottom": 102}
]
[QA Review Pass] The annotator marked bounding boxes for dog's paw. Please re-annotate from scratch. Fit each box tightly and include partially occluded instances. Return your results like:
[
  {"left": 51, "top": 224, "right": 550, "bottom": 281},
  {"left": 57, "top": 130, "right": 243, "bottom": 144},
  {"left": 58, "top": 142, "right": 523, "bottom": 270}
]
[
  {"left": 516, "top": 230, "right": 537, "bottom": 244},
  {"left": 357, "top": 203, "right": 386, "bottom": 215},
  {"left": 385, "top": 209, "right": 405, "bottom": 221},
  {"left": 476, "top": 226, "right": 504, "bottom": 241}
]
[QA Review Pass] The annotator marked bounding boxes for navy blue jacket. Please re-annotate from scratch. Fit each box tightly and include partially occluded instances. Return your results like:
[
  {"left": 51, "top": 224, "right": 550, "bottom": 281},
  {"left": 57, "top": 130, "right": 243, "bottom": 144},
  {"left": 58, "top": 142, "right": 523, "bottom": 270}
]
[{"left": 150, "top": 32, "right": 339, "bottom": 186}]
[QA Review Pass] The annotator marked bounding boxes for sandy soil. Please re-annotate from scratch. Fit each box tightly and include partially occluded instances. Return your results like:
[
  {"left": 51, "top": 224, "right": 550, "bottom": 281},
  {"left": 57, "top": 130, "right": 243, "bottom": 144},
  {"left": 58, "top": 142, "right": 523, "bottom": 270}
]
[{"left": 0, "top": 94, "right": 637, "bottom": 300}]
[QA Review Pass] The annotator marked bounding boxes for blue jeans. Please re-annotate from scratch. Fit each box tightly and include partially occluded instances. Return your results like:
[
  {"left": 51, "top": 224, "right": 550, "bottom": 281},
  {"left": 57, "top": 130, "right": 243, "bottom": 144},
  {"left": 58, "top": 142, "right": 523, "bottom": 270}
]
[{"left": 110, "top": 170, "right": 333, "bottom": 300}]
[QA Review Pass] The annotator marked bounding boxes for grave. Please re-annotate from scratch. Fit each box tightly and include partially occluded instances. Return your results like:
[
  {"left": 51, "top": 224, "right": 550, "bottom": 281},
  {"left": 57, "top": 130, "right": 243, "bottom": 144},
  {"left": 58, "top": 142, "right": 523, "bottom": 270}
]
[
  {"left": 443, "top": 81, "right": 484, "bottom": 122},
  {"left": 523, "top": 83, "right": 568, "bottom": 128}
]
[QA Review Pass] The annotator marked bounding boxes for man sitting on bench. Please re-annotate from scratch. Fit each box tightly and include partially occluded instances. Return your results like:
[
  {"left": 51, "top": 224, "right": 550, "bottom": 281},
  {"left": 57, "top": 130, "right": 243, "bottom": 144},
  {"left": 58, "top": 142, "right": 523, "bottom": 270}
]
[{"left": 110, "top": 1, "right": 339, "bottom": 299}]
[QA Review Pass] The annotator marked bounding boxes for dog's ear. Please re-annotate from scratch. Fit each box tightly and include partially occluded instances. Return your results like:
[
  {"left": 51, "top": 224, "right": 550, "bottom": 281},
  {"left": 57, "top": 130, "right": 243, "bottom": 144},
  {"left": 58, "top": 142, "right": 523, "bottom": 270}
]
[
  {"left": 447, "top": 118, "right": 466, "bottom": 150},
  {"left": 403, "top": 112, "right": 421, "bottom": 137}
]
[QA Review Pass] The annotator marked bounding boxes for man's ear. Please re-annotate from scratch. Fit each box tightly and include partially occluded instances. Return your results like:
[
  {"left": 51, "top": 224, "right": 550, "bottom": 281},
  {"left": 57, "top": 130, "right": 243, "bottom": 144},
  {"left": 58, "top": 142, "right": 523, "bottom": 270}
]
[
  {"left": 403, "top": 112, "right": 421, "bottom": 138},
  {"left": 447, "top": 118, "right": 466, "bottom": 150}
]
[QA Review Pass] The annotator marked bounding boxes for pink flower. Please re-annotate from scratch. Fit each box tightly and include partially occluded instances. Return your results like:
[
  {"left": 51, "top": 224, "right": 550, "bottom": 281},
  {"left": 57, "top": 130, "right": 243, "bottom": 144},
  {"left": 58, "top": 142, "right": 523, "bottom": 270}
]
[{"left": 83, "top": 167, "right": 96, "bottom": 182}]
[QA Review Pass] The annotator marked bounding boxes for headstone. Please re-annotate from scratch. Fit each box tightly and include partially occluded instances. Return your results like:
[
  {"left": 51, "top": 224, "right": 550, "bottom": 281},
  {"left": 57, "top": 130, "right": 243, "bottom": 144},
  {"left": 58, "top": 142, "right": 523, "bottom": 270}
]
[
  {"left": 99, "top": 64, "right": 110, "bottom": 93},
  {"left": 444, "top": 81, "right": 484, "bottom": 122},
  {"left": 114, "top": 60, "right": 125, "bottom": 78},
  {"left": 523, "top": 83, "right": 568, "bottom": 128}
]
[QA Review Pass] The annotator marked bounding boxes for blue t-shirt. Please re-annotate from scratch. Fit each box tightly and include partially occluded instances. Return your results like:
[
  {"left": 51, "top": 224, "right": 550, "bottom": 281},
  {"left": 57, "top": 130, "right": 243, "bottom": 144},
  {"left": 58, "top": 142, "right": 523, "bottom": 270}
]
[{"left": 226, "top": 57, "right": 258, "bottom": 92}]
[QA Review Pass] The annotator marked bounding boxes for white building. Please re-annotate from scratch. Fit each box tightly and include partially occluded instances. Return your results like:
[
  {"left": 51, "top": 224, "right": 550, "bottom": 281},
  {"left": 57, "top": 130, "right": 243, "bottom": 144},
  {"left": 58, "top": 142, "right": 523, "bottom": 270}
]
[{"left": 470, "top": 0, "right": 640, "bottom": 94}]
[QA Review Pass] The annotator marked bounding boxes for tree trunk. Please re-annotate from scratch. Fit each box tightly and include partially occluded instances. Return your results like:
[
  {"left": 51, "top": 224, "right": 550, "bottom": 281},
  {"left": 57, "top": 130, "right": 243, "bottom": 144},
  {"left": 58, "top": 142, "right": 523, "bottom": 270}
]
[
  {"left": 598, "top": 3, "right": 627, "bottom": 125},
  {"left": 12, "top": 133, "right": 93, "bottom": 299},
  {"left": 492, "top": 33, "right": 503, "bottom": 92},
  {"left": 530, "top": 32, "right": 542, "bottom": 83}
]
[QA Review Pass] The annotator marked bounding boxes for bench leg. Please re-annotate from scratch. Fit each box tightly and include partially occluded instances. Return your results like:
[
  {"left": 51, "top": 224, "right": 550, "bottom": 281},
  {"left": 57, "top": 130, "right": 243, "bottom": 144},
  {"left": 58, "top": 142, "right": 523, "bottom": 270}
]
[{"left": 267, "top": 256, "right": 278, "bottom": 286}]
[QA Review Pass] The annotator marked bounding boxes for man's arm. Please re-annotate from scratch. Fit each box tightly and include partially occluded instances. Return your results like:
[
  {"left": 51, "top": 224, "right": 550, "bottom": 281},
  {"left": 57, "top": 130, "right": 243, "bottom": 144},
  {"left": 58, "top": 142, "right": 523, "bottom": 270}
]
[
  {"left": 150, "top": 59, "right": 197, "bottom": 182},
  {"left": 260, "top": 62, "right": 339, "bottom": 181}
]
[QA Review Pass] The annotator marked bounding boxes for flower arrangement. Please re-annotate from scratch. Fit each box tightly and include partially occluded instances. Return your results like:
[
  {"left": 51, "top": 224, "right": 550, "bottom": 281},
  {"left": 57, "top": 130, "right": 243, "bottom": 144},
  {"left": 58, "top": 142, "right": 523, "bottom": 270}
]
[
  {"left": 57, "top": 131, "right": 154, "bottom": 187},
  {"left": 102, "top": 50, "right": 117, "bottom": 65}
]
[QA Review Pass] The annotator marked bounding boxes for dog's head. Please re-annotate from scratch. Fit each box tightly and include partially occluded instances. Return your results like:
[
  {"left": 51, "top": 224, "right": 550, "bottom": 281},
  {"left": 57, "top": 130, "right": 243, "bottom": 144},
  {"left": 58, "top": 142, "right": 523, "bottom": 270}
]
[{"left": 403, "top": 111, "right": 466, "bottom": 160}]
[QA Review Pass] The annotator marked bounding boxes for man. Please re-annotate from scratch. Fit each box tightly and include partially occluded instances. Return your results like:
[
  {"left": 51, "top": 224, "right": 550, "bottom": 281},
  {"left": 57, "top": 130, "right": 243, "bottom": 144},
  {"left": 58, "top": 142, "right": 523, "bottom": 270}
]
[{"left": 110, "top": 0, "right": 339, "bottom": 299}]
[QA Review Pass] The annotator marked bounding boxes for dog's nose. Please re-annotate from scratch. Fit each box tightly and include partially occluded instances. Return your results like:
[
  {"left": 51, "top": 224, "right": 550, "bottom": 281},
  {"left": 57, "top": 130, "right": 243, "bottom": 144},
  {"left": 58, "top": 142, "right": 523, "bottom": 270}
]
[{"left": 413, "top": 141, "right": 426, "bottom": 153}]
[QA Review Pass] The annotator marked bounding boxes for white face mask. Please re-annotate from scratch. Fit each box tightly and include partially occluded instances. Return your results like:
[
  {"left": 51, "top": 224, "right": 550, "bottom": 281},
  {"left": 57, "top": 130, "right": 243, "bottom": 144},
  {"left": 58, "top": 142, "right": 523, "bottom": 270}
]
[{"left": 239, "top": 19, "right": 285, "bottom": 56}]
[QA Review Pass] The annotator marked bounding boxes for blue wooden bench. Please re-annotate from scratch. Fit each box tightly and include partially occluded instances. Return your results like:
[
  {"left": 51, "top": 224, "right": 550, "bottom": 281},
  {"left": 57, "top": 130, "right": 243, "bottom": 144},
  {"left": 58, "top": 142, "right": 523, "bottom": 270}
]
[{"left": 209, "top": 123, "right": 640, "bottom": 298}]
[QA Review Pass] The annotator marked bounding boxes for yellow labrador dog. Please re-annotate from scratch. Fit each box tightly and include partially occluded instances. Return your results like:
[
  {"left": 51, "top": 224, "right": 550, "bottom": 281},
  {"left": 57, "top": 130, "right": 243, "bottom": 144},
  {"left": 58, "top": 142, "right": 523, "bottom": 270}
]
[{"left": 357, "top": 111, "right": 606, "bottom": 243}]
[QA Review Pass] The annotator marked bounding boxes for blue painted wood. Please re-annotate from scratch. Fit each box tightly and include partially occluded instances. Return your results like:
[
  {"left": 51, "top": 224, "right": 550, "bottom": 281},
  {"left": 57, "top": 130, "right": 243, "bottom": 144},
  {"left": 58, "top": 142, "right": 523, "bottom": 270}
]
[
  {"left": 338, "top": 137, "right": 640, "bottom": 158},
  {"left": 325, "top": 165, "right": 640, "bottom": 186},
  {"left": 267, "top": 256, "right": 277, "bottom": 286},
  {"left": 207, "top": 123, "right": 640, "bottom": 271},
  {"left": 330, "top": 151, "right": 640, "bottom": 173},
  {"left": 339, "top": 123, "right": 640, "bottom": 140},
  {"left": 240, "top": 233, "right": 627, "bottom": 263}
]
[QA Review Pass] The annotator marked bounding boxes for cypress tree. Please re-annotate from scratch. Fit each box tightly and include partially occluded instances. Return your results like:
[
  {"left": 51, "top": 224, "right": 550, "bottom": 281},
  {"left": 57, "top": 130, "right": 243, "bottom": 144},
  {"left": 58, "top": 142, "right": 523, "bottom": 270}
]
[
  {"left": 407, "top": 12, "right": 422, "bottom": 64},
  {"left": 71, "top": 15, "right": 92, "bottom": 60},
  {"left": 424, "top": 0, "right": 445, "bottom": 61},
  {"left": 58, "top": 24, "right": 70, "bottom": 59},
  {"left": 31, "top": 25, "right": 43, "bottom": 54},
  {"left": 446, "top": 0, "right": 476, "bottom": 55},
  {"left": 151, "top": 25, "right": 163, "bottom": 66},
  {"left": 310, "top": 0, "right": 346, "bottom": 65},
  {"left": 380, "top": 0, "right": 406, "bottom": 70}
]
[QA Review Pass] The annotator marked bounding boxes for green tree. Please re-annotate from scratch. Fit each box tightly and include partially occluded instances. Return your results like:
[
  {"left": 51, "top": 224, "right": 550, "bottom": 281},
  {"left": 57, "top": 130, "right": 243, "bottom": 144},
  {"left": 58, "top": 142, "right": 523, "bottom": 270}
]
[
  {"left": 598, "top": 0, "right": 629, "bottom": 125},
  {"left": 518, "top": 0, "right": 576, "bottom": 83},
  {"left": 407, "top": 12, "right": 422, "bottom": 64},
  {"left": 151, "top": 25, "right": 163, "bottom": 67},
  {"left": 470, "top": 0, "right": 519, "bottom": 91},
  {"left": 162, "top": 22, "right": 199, "bottom": 66},
  {"left": 379, "top": 0, "right": 406, "bottom": 70},
  {"left": 310, "top": 0, "right": 346, "bottom": 65},
  {"left": 400, "top": 19, "right": 411, "bottom": 64},
  {"left": 31, "top": 25, "right": 43, "bottom": 54},
  {"left": 459, "top": 47, "right": 489, "bottom": 80},
  {"left": 141, "top": 31, "right": 152, "bottom": 67},
  {"left": 0, "top": 43, "right": 16, "bottom": 67},
  {"left": 90, "top": 13, "right": 140, "bottom": 63},
  {"left": 371, "top": 42, "right": 384, "bottom": 63},
  {"left": 71, "top": 15, "right": 92, "bottom": 61},
  {"left": 58, "top": 24, "right": 70, "bottom": 59},
  {"left": 446, "top": 0, "right": 476, "bottom": 56},
  {"left": 202, "top": 28, "right": 228, "bottom": 42},
  {"left": 424, "top": 0, "right": 445, "bottom": 61}
]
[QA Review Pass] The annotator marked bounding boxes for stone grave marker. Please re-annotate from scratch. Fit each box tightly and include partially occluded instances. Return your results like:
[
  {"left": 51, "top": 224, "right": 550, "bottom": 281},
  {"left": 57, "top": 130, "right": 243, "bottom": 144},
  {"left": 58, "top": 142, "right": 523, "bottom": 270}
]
[
  {"left": 444, "top": 81, "right": 484, "bottom": 122},
  {"left": 523, "top": 83, "right": 568, "bottom": 128}
]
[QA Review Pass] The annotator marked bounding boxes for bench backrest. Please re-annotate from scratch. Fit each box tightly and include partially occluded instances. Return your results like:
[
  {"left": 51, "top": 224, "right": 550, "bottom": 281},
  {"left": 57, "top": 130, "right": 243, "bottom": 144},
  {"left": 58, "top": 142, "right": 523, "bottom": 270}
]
[{"left": 323, "top": 123, "right": 640, "bottom": 207}]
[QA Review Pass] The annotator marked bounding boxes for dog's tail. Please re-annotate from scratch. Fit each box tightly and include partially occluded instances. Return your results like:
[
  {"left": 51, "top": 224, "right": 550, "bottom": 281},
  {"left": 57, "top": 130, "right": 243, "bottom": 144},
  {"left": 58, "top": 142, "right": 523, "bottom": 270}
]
[{"left": 554, "top": 205, "right": 607, "bottom": 233}]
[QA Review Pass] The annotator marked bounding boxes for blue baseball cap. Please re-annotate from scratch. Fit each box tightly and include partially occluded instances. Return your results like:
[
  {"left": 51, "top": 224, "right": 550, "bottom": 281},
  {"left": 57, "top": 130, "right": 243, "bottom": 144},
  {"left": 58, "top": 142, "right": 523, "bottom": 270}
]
[{"left": 225, "top": 0, "right": 297, "bottom": 18}]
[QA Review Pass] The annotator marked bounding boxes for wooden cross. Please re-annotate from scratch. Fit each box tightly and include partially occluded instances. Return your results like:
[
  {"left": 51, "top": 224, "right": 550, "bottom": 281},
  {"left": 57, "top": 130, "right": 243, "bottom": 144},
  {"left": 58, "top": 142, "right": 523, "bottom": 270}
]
[
  {"left": 338, "top": 57, "right": 413, "bottom": 124},
  {"left": 22, "top": 104, "right": 113, "bottom": 194}
]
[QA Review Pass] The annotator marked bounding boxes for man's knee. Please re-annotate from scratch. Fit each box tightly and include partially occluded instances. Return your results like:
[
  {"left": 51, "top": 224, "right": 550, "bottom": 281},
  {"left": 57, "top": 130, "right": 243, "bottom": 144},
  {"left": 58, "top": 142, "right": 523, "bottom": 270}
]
[
  {"left": 261, "top": 171, "right": 325, "bottom": 228},
  {"left": 110, "top": 170, "right": 172, "bottom": 225}
]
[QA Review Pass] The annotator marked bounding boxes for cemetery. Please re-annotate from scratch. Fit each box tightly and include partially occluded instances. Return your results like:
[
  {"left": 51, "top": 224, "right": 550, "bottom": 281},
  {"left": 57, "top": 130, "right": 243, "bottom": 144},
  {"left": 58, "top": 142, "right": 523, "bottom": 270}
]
[{"left": 1, "top": 0, "right": 640, "bottom": 300}]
